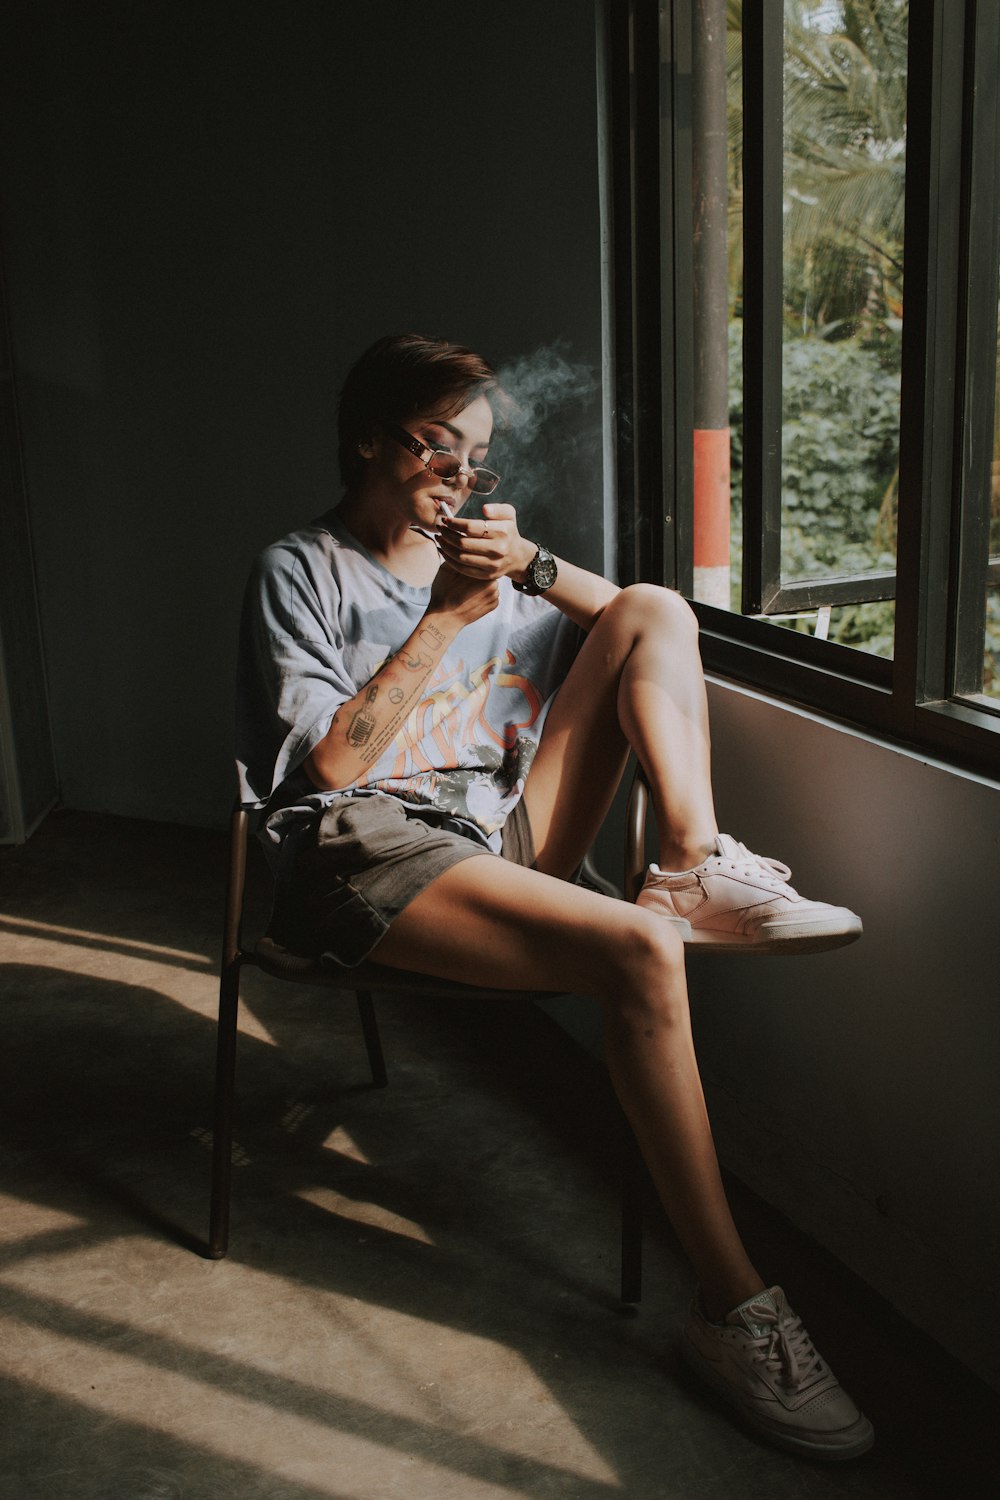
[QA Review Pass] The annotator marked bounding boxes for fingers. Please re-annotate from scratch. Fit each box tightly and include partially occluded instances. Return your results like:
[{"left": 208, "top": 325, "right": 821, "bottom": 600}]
[{"left": 438, "top": 514, "right": 512, "bottom": 577}]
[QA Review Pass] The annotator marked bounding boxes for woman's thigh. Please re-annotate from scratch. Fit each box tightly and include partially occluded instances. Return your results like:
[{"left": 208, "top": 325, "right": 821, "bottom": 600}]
[
  {"left": 522, "top": 603, "right": 634, "bottom": 880},
  {"left": 370, "top": 850, "right": 679, "bottom": 998}
]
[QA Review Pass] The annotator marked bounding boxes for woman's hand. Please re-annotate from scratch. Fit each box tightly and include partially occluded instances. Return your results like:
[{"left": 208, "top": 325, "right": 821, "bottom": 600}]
[
  {"left": 438, "top": 502, "right": 536, "bottom": 585},
  {"left": 427, "top": 560, "right": 500, "bottom": 626}
]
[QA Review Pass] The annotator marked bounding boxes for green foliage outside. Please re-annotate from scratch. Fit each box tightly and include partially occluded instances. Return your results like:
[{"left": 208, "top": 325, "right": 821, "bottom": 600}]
[
  {"left": 723, "top": 0, "right": 998, "bottom": 690},
  {"left": 727, "top": 322, "right": 899, "bottom": 656}
]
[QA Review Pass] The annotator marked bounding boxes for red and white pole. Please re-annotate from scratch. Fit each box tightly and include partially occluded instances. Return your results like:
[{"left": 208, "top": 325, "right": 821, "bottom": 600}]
[
  {"left": 692, "top": 0, "right": 731, "bottom": 609},
  {"left": 693, "top": 427, "right": 731, "bottom": 607}
]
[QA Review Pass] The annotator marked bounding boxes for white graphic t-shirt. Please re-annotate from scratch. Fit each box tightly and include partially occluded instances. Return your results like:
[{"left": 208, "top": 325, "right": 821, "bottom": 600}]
[{"left": 236, "top": 511, "right": 581, "bottom": 866}]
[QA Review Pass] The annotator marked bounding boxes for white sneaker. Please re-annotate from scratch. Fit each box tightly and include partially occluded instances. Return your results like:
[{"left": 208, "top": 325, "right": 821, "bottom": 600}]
[
  {"left": 636, "top": 834, "right": 862, "bottom": 955},
  {"left": 681, "top": 1286, "right": 874, "bottom": 1460}
]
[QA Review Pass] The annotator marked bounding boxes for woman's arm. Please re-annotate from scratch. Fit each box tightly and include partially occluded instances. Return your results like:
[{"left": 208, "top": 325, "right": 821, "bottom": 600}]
[
  {"left": 303, "top": 565, "right": 499, "bottom": 791},
  {"left": 438, "top": 502, "right": 619, "bottom": 631}
]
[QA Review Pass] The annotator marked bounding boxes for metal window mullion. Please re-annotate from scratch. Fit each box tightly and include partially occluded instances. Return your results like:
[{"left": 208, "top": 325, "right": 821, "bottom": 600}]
[
  {"left": 951, "top": 0, "right": 1000, "bottom": 698},
  {"left": 740, "top": 0, "right": 783, "bottom": 615},
  {"left": 633, "top": 0, "right": 668, "bottom": 586},
  {"left": 608, "top": 0, "right": 641, "bottom": 587},
  {"left": 893, "top": 0, "right": 968, "bottom": 730},
  {"left": 664, "top": 0, "right": 694, "bottom": 596},
  {"left": 609, "top": 0, "right": 666, "bottom": 589}
]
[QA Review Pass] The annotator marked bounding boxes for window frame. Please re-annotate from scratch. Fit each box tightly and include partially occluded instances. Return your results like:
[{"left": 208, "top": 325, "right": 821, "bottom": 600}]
[{"left": 606, "top": 0, "right": 1000, "bottom": 781}]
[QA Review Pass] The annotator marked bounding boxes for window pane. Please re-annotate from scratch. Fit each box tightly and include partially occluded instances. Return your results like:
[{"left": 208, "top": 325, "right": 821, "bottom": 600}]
[
  {"left": 970, "top": 300, "right": 1000, "bottom": 704},
  {"left": 988, "top": 350, "right": 1000, "bottom": 697},
  {"left": 706, "top": 1, "right": 907, "bottom": 658},
  {"left": 779, "top": 0, "right": 907, "bottom": 653},
  {"left": 952, "top": 20, "right": 1000, "bottom": 716},
  {"left": 688, "top": 3, "right": 742, "bottom": 612}
]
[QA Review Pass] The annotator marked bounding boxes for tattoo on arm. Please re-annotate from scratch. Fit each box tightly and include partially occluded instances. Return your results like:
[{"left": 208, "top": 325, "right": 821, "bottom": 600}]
[
  {"left": 346, "top": 709, "right": 375, "bottom": 748},
  {"left": 334, "top": 624, "right": 449, "bottom": 766}
]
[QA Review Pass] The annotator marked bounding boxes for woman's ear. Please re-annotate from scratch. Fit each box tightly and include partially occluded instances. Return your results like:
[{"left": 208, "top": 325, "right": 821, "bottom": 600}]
[{"left": 357, "top": 438, "right": 375, "bottom": 459}]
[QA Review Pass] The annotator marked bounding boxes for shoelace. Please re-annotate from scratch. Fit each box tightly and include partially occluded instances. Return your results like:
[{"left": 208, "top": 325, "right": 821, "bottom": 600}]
[
  {"left": 745, "top": 1300, "right": 825, "bottom": 1389},
  {"left": 716, "top": 843, "right": 792, "bottom": 890}
]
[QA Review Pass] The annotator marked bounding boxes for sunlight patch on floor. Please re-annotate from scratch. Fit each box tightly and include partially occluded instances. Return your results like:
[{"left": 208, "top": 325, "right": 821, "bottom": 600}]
[
  {"left": 295, "top": 1185, "right": 435, "bottom": 1245},
  {"left": 0, "top": 915, "right": 211, "bottom": 965},
  {"left": 0, "top": 1192, "right": 86, "bottom": 1242},
  {"left": 1, "top": 1295, "right": 625, "bottom": 1496},
  {"left": 322, "top": 1125, "right": 373, "bottom": 1164}
]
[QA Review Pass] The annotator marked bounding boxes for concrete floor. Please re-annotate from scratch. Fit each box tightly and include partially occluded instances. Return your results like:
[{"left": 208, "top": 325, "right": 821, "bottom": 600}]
[{"left": 1, "top": 810, "right": 997, "bottom": 1499}]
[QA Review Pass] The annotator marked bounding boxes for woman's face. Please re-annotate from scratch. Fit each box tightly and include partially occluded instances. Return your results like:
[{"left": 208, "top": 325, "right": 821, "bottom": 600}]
[{"left": 369, "top": 393, "right": 496, "bottom": 527}]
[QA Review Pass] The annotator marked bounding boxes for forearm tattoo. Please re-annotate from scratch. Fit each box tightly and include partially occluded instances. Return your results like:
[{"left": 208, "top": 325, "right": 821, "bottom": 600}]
[
  {"left": 345, "top": 683, "right": 379, "bottom": 747},
  {"left": 337, "top": 626, "right": 449, "bottom": 764},
  {"left": 398, "top": 650, "right": 431, "bottom": 671},
  {"left": 346, "top": 709, "right": 375, "bottom": 747}
]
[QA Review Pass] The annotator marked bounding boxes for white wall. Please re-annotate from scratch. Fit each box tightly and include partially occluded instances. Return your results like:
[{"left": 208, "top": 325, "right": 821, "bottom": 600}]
[{"left": 692, "top": 678, "right": 1000, "bottom": 1389}]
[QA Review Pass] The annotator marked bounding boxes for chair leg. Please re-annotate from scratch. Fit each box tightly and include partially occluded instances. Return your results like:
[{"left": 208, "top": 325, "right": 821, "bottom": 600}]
[
  {"left": 208, "top": 957, "right": 242, "bottom": 1259},
  {"left": 620, "top": 1135, "right": 645, "bottom": 1304},
  {"left": 355, "top": 989, "right": 388, "bottom": 1087}
]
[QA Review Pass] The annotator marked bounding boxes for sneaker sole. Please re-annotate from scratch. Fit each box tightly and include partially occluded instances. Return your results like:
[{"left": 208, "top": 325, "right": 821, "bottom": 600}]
[
  {"left": 685, "top": 918, "right": 863, "bottom": 957},
  {"left": 679, "top": 1334, "right": 875, "bottom": 1461}
]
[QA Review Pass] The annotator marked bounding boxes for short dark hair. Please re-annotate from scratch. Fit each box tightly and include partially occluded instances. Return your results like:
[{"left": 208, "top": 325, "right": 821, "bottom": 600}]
[{"left": 337, "top": 333, "right": 504, "bottom": 490}]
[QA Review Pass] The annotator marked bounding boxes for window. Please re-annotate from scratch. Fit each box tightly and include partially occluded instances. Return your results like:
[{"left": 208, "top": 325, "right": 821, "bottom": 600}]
[{"left": 606, "top": 0, "right": 1000, "bottom": 777}]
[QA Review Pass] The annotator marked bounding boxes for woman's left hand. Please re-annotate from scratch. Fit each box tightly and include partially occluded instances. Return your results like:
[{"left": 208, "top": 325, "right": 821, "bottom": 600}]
[{"left": 437, "top": 502, "right": 536, "bottom": 584}]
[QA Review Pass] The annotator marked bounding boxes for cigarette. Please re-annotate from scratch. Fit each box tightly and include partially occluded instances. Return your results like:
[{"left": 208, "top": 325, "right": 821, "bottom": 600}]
[{"left": 438, "top": 500, "right": 454, "bottom": 520}]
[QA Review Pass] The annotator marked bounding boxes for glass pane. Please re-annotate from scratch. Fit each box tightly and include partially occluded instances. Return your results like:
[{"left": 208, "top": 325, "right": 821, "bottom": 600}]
[
  {"left": 952, "top": 121, "right": 1000, "bottom": 712},
  {"left": 691, "top": 0, "right": 743, "bottom": 611},
  {"left": 706, "top": 0, "right": 907, "bottom": 659},
  {"left": 779, "top": 0, "right": 907, "bottom": 654},
  {"left": 972, "top": 300, "right": 1000, "bottom": 703},
  {"left": 692, "top": 5, "right": 746, "bottom": 612}
]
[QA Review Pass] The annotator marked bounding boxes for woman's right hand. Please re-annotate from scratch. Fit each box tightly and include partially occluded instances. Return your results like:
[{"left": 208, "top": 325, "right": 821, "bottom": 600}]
[{"left": 427, "top": 561, "right": 500, "bottom": 626}]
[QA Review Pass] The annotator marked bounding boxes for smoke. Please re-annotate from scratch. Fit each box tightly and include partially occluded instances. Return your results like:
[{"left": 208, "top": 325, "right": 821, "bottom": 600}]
[
  {"left": 495, "top": 343, "right": 599, "bottom": 444},
  {"left": 484, "top": 344, "right": 602, "bottom": 554}
]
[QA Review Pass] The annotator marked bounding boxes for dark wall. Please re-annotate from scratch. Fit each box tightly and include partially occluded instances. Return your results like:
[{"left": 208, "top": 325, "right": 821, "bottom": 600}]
[{"left": 1, "top": 1, "right": 602, "bottom": 827}]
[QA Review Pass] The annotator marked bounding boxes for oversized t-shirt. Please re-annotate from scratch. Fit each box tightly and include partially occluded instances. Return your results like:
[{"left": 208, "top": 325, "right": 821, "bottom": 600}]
[{"left": 236, "top": 510, "right": 581, "bottom": 868}]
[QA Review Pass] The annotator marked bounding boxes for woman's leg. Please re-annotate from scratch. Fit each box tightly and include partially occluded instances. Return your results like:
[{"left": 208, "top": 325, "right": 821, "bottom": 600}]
[
  {"left": 371, "top": 851, "right": 873, "bottom": 1460},
  {"left": 523, "top": 585, "right": 719, "bottom": 878},
  {"left": 371, "top": 854, "right": 764, "bottom": 1320},
  {"left": 524, "top": 584, "right": 862, "bottom": 954}
]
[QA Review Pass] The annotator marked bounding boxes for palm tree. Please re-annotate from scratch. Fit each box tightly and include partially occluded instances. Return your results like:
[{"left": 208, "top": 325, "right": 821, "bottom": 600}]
[{"left": 726, "top": 0, "right": 909, "bottom": 336}]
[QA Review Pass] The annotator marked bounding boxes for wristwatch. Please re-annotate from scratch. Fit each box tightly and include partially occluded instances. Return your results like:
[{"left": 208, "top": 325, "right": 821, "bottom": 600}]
[{"left": 513, "top": 543, "right": 558, "bottom": 596}]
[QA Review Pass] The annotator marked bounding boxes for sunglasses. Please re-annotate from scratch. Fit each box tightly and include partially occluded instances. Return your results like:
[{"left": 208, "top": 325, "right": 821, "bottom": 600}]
[{"left": 388, "top": 425, "right": 502, "bottom": 495}]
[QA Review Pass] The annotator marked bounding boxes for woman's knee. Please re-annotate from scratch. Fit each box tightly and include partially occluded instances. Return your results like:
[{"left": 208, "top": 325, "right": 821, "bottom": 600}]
[
  {"left": 597, "top": 910, "right": 689, "bottom": 1025},
  {"left": 605, "top": 583, "right": 699, "bottom": 642}
]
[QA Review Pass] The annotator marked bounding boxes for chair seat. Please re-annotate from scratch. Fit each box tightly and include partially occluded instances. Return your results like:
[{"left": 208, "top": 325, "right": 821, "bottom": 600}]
[{"left": 253, "top": 935, "right": 554, "bottom": 1002}]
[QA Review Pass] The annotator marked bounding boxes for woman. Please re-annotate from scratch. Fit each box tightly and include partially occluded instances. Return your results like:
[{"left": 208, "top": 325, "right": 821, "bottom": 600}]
[{"left": 236, "top": 333, "right": 871, "bottom": 1461}]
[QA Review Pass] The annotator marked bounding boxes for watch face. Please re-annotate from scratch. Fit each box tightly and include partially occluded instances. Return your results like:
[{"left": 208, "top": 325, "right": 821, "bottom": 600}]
[{"left": 531, "top": 551, "right": 558, "bottom": 590}]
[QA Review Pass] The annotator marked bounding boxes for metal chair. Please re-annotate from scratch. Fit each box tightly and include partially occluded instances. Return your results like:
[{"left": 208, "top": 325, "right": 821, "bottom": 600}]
[{"left": 209, "top": 768, "right": 653, "bottom": 1302}]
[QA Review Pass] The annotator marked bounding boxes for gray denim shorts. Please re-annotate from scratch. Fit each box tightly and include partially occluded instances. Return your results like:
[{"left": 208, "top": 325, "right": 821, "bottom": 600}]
[{"left": 269, "top": 792, "right": 536, "bottom": 968}]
